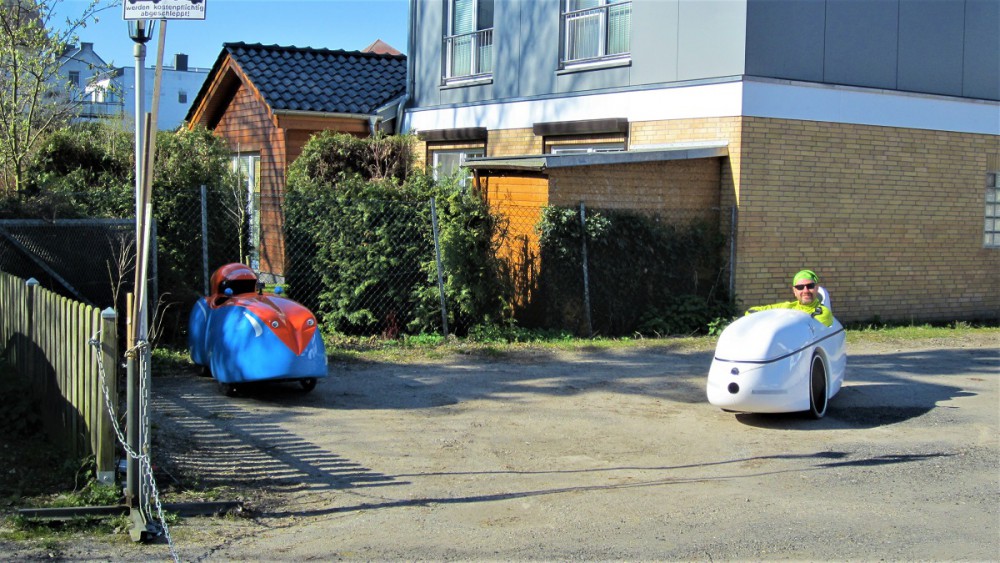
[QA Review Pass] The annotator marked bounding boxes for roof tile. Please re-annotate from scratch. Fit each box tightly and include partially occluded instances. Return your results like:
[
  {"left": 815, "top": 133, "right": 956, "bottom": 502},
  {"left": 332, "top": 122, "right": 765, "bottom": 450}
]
[{"left": 224, "top": 42, "right": 406, "bottom": 114}]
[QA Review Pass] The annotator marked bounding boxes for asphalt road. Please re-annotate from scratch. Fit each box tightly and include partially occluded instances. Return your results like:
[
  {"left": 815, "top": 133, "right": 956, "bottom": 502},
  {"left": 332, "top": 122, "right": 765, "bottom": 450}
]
[{"left": 6, "top": 334, "right": 999, "bottom": 561}]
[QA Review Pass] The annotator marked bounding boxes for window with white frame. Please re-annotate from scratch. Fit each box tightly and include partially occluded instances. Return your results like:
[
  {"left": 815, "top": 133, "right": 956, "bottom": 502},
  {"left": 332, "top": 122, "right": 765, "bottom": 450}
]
[
  {"left": 561, "top": 0, "right": 632, "bottom": 67},
  {"left": 444, "top": 0, "right": 494, "bottom": 82},
  {"left": 432, "top": 147, "right": 484, "bottom": 186},
  {"left": 986, "top": 171, "right": 1000, "bottom": 248}
]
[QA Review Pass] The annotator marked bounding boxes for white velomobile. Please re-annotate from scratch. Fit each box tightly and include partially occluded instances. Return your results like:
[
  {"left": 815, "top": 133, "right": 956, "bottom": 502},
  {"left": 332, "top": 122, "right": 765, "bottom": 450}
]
[{"left": 706, "top": 289, "right": 846, "bottom": 418}]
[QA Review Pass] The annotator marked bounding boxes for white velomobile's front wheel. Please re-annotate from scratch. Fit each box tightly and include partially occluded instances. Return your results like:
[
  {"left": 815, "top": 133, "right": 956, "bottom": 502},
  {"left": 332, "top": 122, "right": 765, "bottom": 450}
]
[{"left": 809, "top": 352, "right": 828, "bottom": 419}]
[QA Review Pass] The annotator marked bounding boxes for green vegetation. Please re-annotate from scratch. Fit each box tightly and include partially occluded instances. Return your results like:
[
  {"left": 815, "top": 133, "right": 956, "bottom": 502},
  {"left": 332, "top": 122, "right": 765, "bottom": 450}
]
[
  {"left": 285, "top": 132, "right": 511, "bottom": 337},
  {"left": 6, "top": 122, "right": 245, "bottom": 346},
  {"left": 0, "top": 0, "right": 105, "bottom": 194},
  {"left": 845, "top": 320, "right": 998, "bottom": 345},
  {"left": 536, "top": 206, "right": 734, "bottom": 336},
  {"left": 322, "top": 322, "right": 997, "bottom": 364},
  {"left": 284, "top": 133, "right": 735, "bottom": 340}
]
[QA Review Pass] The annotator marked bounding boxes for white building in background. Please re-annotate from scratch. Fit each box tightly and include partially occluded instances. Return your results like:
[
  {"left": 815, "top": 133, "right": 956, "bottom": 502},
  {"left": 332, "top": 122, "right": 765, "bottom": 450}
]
[
  {"left": 58, "top": 42, "right": 108, "bottom": 103},
  {"left": 61, "top": 43, "right": 209, "bottom": 131}
]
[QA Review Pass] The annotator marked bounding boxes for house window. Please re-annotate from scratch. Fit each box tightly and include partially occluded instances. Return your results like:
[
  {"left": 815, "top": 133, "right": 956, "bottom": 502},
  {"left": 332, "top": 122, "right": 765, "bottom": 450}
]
[
  {"left": 67, "top": 70, "right": 82, "bottom": 100},
  {"left": 232, "top": 154, "right": 261, "bottom": 269},
  {"left": 549, "top": 142, "right": 625, "bottom": 155},
  {"left": 178, "top": 91, "right": 187, "bottom": 104},
  {"left": 561, "top": 0, "right": 632, "bottom": 67},
  {"left": 986, "top": 171, "right": 1000, "bottom": 248},
  {"left": 443, "top": 0, "right": 494, "bottom": 83},
  {"left": 431, "top": 147, "right": 484, "bottom": 186}
]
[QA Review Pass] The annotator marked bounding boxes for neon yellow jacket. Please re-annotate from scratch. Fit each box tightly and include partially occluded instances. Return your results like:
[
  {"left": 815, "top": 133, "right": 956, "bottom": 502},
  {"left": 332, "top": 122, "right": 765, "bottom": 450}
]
[{"left": 746, "top": 300, "right": 834, "bottom": 327}]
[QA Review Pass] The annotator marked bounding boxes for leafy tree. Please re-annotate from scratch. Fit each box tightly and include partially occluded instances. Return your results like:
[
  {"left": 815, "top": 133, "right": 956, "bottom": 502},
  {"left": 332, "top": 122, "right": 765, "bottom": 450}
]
[
  {"left": 18, "top": 119, "right": 133, "bottom": 216},
  {"left": 14, "top": 121, "right": 243, "bottom": 345},
  {"left": 0, "top": 0, "right": 106, "bottom": 195}
]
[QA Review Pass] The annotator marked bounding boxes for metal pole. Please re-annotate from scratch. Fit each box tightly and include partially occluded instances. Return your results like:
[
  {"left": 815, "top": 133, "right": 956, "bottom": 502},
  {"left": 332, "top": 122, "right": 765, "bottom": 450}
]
[
  {"left": 127, "top": 19, "right": 156, "bottom": 542},
  {"left": 133, "top": 40, "right": 145, "bottom": 267},
  {"left": 579, "top": 202, "right": 593, "bottom": 338},
  {"left": 430, "top": 197, "right": 449, "bottom": 336},
  {"left": 127, "top": 33, "right": 146, "bottom": 530},
  {"left": 201, "top": 184, "right": 209, "bottom": 295}
]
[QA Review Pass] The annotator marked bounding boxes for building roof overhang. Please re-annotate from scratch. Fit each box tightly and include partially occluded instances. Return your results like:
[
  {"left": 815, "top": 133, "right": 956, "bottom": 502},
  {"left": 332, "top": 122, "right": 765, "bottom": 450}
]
[{"left": 464, "top": 141, "right": 729, "bottom": 173}]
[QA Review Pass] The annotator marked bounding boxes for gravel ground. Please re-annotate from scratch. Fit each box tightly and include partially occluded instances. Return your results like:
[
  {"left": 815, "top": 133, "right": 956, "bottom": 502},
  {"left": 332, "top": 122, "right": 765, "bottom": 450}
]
[{"left": 3, "top": 333, "right": 998, "bottom": 561}]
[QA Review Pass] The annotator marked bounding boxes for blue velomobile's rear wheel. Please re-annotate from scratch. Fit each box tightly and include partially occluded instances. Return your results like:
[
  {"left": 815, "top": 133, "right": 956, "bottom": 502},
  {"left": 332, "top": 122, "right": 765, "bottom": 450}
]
[
  {"left": 220, "top": 382, "right": 239, "bottom": 397},
  {"left": 809, "top": 353, "right": 828, "bottom": 419}
]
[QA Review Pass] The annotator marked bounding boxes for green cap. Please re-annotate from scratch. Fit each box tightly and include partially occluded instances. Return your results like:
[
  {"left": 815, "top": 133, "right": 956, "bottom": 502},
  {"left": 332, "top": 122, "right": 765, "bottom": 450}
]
[{"left": 792, "top": 269, "right": 819, "bottom": 284}]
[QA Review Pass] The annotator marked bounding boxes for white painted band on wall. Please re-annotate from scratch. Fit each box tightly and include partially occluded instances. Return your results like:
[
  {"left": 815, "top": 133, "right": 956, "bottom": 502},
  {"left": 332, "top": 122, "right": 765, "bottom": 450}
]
[{"left": 406, "top": 78, "right": 1000, "bottom": 136}]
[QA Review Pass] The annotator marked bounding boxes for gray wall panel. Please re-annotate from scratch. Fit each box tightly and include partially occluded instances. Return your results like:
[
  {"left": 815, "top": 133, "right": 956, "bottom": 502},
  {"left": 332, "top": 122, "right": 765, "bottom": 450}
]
[
  {"left": 898, "top": 0, "right": 964, "bottom": 96},
  {"left": 631, "top": 0, "right": 680, "bottom": 84},
  {"left": 439, "top": 83, "right": 494, "bottom": 106},
  {"left": 963, "top": 0, "right": 1000, "bottom": 100},
  {"left": 408, "top": 0, "right": 998, "bottom": 115},
  {"left": 677, "top": 0, "right": 747, "bottom": 80},
  {"left": 824, "top": 0, "right": 898, "bottom": 89},
  {"left": 412, "top": 0, "right": 444, "bottom": 107},
  {"left": 515, "top": 0, "right": 561, "bottom": 98},
  {"left": 555, "top": 65, "right": 632, "bottom": 94},
  {"left": 746, "top": 0, "right": 825, "bottom": 81}
]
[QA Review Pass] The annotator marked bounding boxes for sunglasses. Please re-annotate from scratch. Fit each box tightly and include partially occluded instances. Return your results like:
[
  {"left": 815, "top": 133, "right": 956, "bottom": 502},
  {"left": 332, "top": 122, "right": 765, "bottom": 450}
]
[{"left": 794, "top": 283, "right": 816, "bottom": 290}]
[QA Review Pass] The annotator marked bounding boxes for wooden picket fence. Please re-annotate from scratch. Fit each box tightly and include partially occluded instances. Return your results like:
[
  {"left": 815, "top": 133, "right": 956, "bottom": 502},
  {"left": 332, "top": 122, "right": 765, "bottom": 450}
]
[{"left": 0, "top": 271, "right": 118, "bottom": 482}]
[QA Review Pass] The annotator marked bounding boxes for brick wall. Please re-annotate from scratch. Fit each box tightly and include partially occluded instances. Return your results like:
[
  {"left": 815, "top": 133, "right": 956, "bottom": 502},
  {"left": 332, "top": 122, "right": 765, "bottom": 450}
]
[
  {"left": 548, "top": 159, "right": 721, "bottom": 213},
  {"left": 412, "top": 114, "right": 998, "bottom": 322},
  {"left": 735, "top": 117, "right": 1000, "bottom": 322},
  {"left": 488, "top": 128, "right": 543, "bottom": 157}
]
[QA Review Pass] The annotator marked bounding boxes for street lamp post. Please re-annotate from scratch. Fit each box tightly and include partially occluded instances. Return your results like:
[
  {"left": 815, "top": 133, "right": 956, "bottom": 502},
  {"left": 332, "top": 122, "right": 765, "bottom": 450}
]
[{"left": 126, "top": 18, "right": 155, "bottom": 542}]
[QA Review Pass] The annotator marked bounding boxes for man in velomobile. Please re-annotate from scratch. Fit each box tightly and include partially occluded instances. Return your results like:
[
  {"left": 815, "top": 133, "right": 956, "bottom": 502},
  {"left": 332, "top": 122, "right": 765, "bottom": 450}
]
[{"left": 745, "top": 269, "right": 833, "bottom": 327}]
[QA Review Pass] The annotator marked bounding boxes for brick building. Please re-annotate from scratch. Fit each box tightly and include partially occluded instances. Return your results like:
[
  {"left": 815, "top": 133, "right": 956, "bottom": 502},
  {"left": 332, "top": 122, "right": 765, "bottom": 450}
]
[{"left": 402, "top": 0, "right": 999, "bottom": 323}]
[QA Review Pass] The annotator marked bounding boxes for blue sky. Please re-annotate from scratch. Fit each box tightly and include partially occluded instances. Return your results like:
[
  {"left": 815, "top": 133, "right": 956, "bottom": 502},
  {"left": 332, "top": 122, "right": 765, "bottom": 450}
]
[{"left": 57, "top": 0, "right": 410, "bottom": 69}]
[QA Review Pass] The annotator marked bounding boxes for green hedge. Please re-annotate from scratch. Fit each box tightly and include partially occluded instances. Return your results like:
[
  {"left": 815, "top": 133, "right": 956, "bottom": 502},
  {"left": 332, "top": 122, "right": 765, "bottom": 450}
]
[
  {"left": 8, "top": 123, "right": 244, "bottom": 345},
  {"left": 536, "top": 206, "right": 734, "bottom": 336},
  {"left": 284, "top": 133, "right": 510, "bottom": 336}
]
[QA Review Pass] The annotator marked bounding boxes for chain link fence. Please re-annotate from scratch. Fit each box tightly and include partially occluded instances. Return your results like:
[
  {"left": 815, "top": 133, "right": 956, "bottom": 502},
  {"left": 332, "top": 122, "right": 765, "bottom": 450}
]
[
  {"left": 272, "top": 192, "right": 733, "bottom": 338},
  {"left": 0, "top": 218, "right": 140, "bottom": 311},
  {"left": 1, "top": 186, "right": 734, "bottom": 341}
]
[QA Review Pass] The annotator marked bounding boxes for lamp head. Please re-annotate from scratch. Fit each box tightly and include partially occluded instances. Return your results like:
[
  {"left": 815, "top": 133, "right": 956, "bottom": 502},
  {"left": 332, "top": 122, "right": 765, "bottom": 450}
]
[{"left": 128, "top": 20, "right": 155, "bottom": 44}]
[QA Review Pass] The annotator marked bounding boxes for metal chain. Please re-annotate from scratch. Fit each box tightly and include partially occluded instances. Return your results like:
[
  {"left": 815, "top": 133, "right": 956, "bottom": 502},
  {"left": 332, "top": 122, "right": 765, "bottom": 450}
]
[{"left": 89, "top": 331, "right": 178, "bottom": 563}]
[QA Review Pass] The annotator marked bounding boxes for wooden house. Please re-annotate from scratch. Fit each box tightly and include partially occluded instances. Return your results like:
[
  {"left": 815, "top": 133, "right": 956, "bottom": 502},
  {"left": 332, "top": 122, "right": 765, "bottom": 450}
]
[{"left": 186, "top": 42, "right": 406, "bottom": 278}]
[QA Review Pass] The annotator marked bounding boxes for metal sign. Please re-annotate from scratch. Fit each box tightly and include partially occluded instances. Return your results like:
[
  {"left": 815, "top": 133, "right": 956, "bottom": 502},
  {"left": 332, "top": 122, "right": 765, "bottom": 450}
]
[{"left": 123, "top": 0, "right": 207, "bottom": 21}]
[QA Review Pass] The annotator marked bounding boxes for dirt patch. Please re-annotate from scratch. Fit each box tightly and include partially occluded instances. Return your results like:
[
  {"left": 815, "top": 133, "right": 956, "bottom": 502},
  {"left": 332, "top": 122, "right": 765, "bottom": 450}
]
[{"left": 3, "top": 333, "right": 998, "bottom": 561}]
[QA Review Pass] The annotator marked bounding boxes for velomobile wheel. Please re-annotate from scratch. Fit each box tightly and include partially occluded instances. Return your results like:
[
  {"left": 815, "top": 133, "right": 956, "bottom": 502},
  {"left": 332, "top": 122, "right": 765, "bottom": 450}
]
[
  {"left": 808, "top": 353, "right": 828, "bottom": 419},
  {"left": 220, "top": 382, "right": 239, "bottom": 397},
  {"left": 300, "top": 378, "right": 317, "bottom": 392}
]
